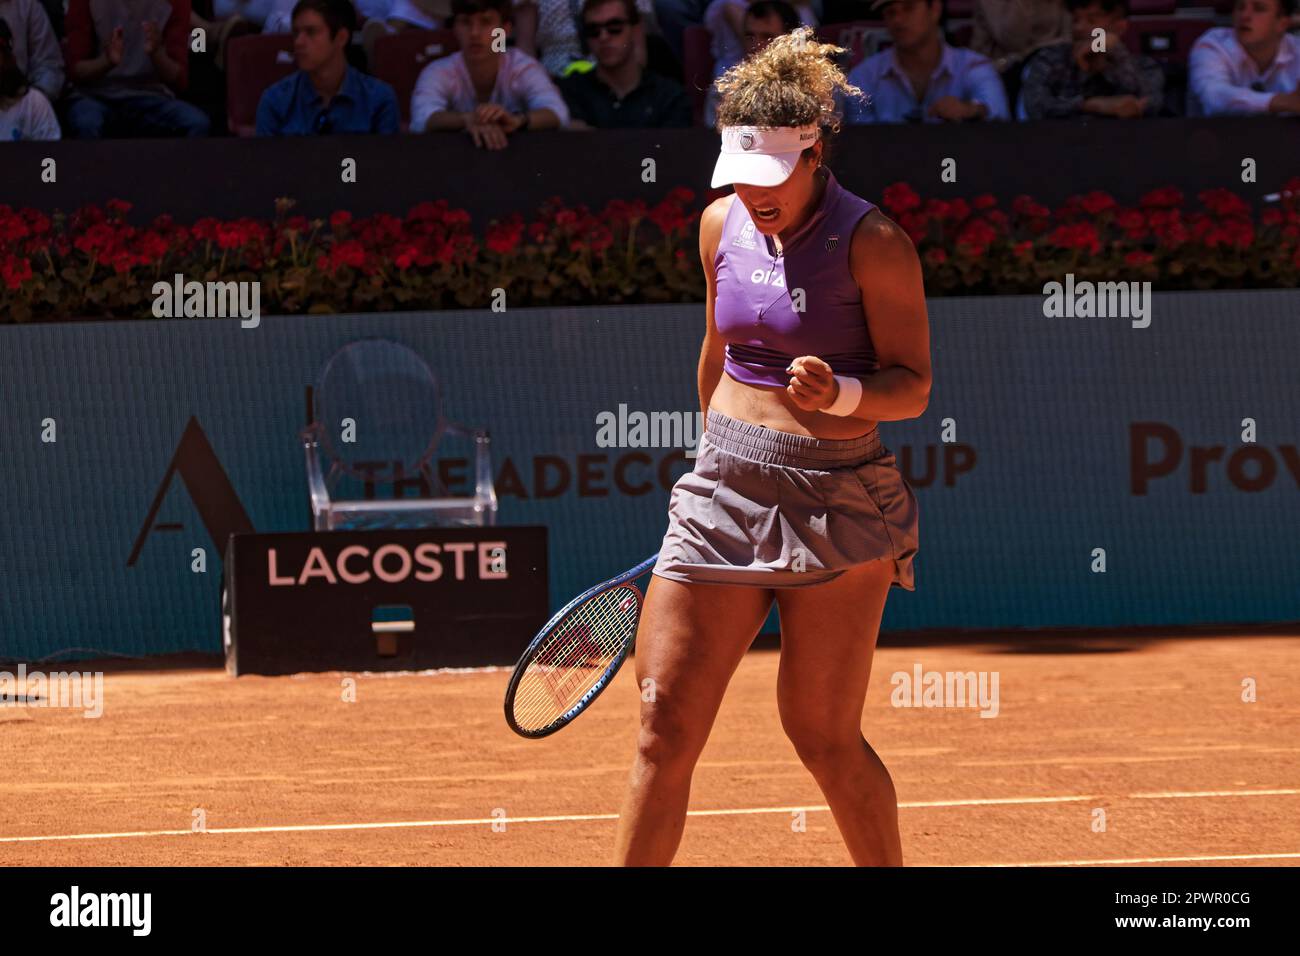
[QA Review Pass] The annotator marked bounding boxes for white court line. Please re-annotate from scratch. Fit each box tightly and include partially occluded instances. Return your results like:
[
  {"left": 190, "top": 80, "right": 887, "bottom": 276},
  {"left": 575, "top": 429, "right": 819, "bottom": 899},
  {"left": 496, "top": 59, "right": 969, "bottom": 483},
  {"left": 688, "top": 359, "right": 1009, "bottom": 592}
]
[
  {"left": 1130, "top": 788, "right": 1300, "bottom": 799},
  {"left": 981, "top": 852, "right": 1300, "bottom": 867},
  {"left": 4, "top": 788, "right": 1291, "bottom": 845}
]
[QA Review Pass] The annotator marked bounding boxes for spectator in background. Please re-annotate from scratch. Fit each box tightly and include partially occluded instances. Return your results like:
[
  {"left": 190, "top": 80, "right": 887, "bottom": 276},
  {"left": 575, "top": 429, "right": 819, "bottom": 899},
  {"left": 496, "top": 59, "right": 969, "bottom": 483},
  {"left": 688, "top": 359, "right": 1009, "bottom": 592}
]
[
  {"left": 1020, "top": 0, "right": 1162, "bottom": 119},
  {"left": 970, "top": 0, "right": 1070, "bottom": 103},
  {"left": 703, "top": 0, "right": 814, "bottom": 125},
  {"left": 702, "top": 0, "right": 798, "bottom": 125},
  {"left": 653, "top": 0, "right": 820, "bottom": 74},
  {"left": 516, "top": 0, "right": 658, "bottom": 80},
  {"left": 0, "top": 0, "right": 64, "bottom": 100},
  {"left": 845, "top": 0, "right": 1008, "bottom": 123},
  {"left": 62, "top": 0, "right": 210, "bottom": 136},
  {"left": 257, "top": 0, "right": 399, "bottom": 134},
  {"left": 1188, "top": 0, "right": 1300, "bottom": 116},
  {"left": 560, "top": 0, "right": 690, "bottom": 126},
  {"left": 1, "top": 16, "right": 60, "bottom": 138},
  {"left": 355, "top": 0, "right": 449, "bottom": 66},
  {"left": 410, "top": 0, "right": 568, "bottom": 144},
  {"left": 268, "top": 0, "right": 391, "bottom": 32}
]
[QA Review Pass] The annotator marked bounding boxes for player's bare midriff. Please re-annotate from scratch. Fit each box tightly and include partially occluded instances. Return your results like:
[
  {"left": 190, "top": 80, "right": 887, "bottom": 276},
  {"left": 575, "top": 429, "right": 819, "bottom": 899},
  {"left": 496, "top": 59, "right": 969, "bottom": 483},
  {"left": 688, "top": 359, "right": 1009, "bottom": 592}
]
[{"left": 709, "top": 370, "right": 879, "bottom": 441}]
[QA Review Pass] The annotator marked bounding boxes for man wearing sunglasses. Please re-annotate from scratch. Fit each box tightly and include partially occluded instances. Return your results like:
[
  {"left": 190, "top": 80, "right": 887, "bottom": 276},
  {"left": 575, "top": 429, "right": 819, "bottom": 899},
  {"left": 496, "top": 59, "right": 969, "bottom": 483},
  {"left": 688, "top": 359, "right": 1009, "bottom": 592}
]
[{"left": 560, "top": 0, "right": 691, "bottom": 126}]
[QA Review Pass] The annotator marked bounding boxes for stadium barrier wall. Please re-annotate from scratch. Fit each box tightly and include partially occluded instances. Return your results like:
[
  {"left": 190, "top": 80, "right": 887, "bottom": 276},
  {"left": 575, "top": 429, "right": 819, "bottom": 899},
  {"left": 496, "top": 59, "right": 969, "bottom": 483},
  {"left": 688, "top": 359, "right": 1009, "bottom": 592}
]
[
  {"left": 1, "top": 289, "right": 1298, "bottom": 660},
  {"left": 2, "top": 118, "right": 1297, "bottom": 224}
]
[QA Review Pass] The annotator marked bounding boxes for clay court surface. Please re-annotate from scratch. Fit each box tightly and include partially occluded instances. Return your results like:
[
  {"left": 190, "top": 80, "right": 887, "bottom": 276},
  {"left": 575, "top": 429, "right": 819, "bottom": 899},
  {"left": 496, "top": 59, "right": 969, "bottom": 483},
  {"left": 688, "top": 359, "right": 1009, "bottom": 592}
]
[{"left": 3, "top": 630, "right": 1298, "bottom": 866}]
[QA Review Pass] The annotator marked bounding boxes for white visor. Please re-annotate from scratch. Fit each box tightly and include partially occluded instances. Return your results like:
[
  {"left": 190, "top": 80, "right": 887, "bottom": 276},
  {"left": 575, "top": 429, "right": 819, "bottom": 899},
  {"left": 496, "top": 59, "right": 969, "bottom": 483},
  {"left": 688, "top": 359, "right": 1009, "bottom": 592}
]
[{"left": 711, "top": 124, "right": 820, "bottom": 188}]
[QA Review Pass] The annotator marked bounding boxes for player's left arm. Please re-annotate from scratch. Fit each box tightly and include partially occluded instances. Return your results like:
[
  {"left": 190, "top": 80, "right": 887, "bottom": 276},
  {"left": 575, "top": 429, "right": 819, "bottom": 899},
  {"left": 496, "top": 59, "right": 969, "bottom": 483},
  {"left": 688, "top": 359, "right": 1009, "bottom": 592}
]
[{"left": 842, "top": 209, "right": 932, "bottom": 422}]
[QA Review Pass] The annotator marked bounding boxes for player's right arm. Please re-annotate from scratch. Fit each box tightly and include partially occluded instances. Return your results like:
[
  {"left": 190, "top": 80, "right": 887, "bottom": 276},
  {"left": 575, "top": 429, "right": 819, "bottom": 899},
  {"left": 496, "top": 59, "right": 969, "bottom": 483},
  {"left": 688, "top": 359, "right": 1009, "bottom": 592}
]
[{"left": 697, "top": 194, "right": 733, "bottom": 421}]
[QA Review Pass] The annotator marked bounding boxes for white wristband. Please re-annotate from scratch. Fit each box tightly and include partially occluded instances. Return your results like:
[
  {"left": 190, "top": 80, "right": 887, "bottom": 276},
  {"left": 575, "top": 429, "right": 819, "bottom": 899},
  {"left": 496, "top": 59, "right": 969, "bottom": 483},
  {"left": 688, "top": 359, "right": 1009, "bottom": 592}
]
[{"left": 825, "top": 375, "right": 862, "bottom": 416}]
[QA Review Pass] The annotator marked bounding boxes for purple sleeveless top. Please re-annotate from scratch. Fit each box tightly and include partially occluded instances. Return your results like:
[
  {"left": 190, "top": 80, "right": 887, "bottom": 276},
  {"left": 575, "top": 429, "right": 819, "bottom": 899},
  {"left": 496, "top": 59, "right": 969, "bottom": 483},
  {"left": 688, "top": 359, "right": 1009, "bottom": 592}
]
[{"left": 714, "top": 168, "right": 880, "bottom": 389}]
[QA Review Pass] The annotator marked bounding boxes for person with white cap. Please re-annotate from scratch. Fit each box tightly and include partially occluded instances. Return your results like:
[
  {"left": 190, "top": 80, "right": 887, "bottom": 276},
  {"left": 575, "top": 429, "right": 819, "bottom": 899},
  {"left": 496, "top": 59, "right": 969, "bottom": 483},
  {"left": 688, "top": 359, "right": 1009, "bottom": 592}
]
[{"left": 612, "top": 25, "right": 931, "bottom": 866}]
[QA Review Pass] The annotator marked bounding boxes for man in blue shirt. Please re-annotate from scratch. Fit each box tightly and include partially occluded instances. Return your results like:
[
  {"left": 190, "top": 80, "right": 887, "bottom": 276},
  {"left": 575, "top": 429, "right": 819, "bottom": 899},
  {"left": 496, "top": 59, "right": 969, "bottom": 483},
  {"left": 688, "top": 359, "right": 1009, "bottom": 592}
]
[
  {"left": 844, "top": 0, "right": 1010, "bottom": 123},
  {"left": 256, "top": 0, "right": 400, "bottom": 135}
]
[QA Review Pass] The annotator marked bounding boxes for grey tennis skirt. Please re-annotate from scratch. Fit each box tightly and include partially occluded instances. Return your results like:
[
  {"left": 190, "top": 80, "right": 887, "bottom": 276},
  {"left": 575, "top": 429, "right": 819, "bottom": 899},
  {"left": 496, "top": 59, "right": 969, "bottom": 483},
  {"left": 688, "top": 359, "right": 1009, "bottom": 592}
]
[{"left": 651, "top": 408, "right": 918, "bottom": 589}]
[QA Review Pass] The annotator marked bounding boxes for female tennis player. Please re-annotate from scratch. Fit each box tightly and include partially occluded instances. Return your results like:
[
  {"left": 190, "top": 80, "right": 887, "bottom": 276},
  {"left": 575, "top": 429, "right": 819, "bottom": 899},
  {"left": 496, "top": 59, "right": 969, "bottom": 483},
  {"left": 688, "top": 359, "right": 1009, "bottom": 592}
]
[{"left": 611, "top": 26, "right": 930, "bottom": 866}]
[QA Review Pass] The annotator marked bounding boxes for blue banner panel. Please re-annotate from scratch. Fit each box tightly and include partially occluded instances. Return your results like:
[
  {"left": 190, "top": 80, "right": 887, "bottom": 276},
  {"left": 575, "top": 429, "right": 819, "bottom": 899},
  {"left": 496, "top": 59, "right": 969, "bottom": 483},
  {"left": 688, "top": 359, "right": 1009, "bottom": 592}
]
[{"left": 2, "top": 290, "right": 1298, "bottom": 660}]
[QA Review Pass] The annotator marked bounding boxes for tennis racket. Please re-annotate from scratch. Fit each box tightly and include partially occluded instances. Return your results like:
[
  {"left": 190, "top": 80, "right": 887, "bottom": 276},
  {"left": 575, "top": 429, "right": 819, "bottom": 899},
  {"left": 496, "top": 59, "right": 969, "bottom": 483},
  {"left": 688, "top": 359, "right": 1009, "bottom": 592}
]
[{"left": 504, "top": 554, "right": 659, "bottom": 738}]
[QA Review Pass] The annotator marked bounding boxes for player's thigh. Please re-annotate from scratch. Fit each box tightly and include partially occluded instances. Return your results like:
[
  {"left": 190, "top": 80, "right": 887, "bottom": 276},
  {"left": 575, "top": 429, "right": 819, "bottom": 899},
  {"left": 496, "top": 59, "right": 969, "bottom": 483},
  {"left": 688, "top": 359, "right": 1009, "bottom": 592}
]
[
  {"left": 633, "top": 574, "right": 774, "bottom": 749},
  {"left": 774, "top": 559, "right": 894, "bottom": 746}
]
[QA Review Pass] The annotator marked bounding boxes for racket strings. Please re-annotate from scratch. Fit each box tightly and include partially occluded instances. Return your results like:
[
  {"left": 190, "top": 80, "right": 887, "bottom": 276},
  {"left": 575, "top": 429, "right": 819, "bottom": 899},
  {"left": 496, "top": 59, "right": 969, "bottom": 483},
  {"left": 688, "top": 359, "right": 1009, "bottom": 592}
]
[{"left": 512, "top": 585, "right": 640, "bottom": 732}]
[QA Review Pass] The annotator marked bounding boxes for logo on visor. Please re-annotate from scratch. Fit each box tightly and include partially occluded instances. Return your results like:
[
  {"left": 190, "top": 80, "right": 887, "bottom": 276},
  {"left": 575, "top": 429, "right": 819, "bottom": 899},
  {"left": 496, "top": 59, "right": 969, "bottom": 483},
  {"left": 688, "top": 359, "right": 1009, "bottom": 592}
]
[{"left": 740, "top": 132, "right": 755, "bottom": 150}]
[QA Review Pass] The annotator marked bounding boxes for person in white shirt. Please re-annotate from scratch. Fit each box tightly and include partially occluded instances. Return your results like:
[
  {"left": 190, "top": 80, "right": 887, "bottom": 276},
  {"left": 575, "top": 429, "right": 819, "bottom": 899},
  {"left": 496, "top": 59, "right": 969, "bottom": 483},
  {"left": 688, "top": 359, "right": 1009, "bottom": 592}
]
[
  {"left": 1188, "top": 0, "right": 1300, "bottom": 116},
  {"left": 410, "top": 0, "right": 569, "bottom": 143},
  {"left": 0, "top": 0, "right": 63, "bottom": 102},
  {"left": 0, "top": 15, "right": 59, "bottom": 140}
]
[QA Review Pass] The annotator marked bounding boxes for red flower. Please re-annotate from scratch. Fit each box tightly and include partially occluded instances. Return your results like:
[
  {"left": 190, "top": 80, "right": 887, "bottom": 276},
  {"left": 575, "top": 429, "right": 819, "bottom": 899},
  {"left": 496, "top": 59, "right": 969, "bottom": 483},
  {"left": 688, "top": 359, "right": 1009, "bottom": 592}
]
[
  {"left": 1139, "top": 187, "right": 1183, "bottom": 209},
  {"left": 330, "top": 240, "right": 367, "bottom": 270},
  {"left": 1013, "top": 240, "right": 1033, "bottom": 259},
  {"left": 486, "top": 216, "right": 525, "bottom": 255},
  {"left": 923, "top": 199, "right": 950, "bottom": 220},
  {"left": 1011, "top": 195, "right": 1050, "bottom": 219},
  {"left": 1079, "top": 191, "right": 1117, "bottom": 215},
  {"left": 944, "top": 198, "right": 971, "bottom": 224},
  {"left": 330, "top": 210, "right": 352, "bottom": 230},
  {"left": 647, "top": 200, "right": 688, "bottom": 234},
  {"left": 924, "top": 247, "right": 948, "bottom": 265},
  {"left": 216, "top": 224, "right": 246, "bottom": 250},
  {"left": 2, "top": 254, "right": 33, "bottom": 289},
  {"left": 137, "top": 231, "right": 170, "bottom": 260},
  {"left": 588, "top": 225, "right": 614, "bottom": 254},
  {"left": 1124, "top": 250, "right": 1155, "bottom": 266},
  {"left": 1261, "top": 208, "right": 1283, "bottom": 226},
  {"left": 973, "top": 193, "right": 997, "bottom": 210},
  {"left": 1047, "top": 222, "right": 1101, "bottom": 255},
  {"left": 407, "top": 201, "right": 447, "bottom": 224},
  {"left": 897, "top": 211, "right": 930, "bottom": 245},
  {"left": 1116, "top": 209, "right": 1147, "bottom": 238},
  {"left": 1198, "top": 188, "right": 1249, "bottom": 219},
  {"left": 955, "top": 218, "right": 997, "bottom": 257},
  {"left": 882, "top": 182, "right": 921, "bottom": 214},
  {"left": 0, "top": 211, "right": 30, "bottom": 245},
  {"left": 604, "top": 199, "right": 647, "bottom": 228},
  {"left": 1205, "top": 218, "right": 1254, "bottom": 249}
]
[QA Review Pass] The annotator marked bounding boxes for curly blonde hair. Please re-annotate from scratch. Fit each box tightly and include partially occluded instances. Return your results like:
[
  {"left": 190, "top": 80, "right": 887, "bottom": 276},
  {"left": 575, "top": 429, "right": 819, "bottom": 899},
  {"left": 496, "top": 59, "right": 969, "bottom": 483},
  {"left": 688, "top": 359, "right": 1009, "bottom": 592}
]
[{"left": 714, "top": 26, "right": 865, "bottom": 137}]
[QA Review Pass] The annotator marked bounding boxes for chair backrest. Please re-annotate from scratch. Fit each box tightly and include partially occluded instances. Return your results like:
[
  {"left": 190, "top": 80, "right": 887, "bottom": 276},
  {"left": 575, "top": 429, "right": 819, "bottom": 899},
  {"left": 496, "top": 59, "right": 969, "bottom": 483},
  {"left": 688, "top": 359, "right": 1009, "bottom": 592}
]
[
  {"left": 814, "top": 20, "right": 889, "bottom": 72},
  {"left": 682, "top": 24, "right": 715, "bottom": 128},
  {"left": 226, "top": 34, "right": 297, "bottom": 136},
  {"left": 1123, "top": 16, "right": 1215, "bottom": 64},
  {"left": 371, "top": 28, "right": 459, "bottom": 129},
  {"left": 1129, "top": 0, "right": 1179, "bottom": 12},
  {"left": 313, "top": 339, "right": 447, "bottom": 491}
]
